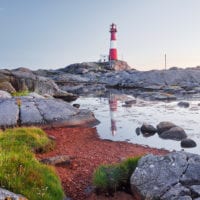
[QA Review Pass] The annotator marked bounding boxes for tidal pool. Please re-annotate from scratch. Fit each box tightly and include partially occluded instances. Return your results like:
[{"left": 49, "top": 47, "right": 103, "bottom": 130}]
[{"left": 73, "top": 95, "right": 200, "bottom": 154}]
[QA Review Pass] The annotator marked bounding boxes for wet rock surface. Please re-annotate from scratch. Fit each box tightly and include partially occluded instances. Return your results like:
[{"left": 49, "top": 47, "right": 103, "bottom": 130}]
[
  {"left": 131, "top": 151, "right": 200, "bottom": 200},
  {"left": 0, "top": 98, "right": 98, "bottom": 128}
]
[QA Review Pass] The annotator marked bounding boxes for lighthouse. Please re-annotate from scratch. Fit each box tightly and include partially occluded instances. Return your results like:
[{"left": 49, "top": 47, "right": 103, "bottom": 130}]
[{"left": 109, "top": 23, "right": 118, "bottom": 61}]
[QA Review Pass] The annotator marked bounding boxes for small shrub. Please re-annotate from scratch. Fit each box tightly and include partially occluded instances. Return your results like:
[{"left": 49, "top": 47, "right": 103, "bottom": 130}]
[
  {"left": 1, "top": 127, "right": 54, "bottom": 153},
  {"left": 93, "top": 157, "right": 140, "bottom": 194},
  {"left": 12, "top": 90, "right": 30, "bottom": 97}
]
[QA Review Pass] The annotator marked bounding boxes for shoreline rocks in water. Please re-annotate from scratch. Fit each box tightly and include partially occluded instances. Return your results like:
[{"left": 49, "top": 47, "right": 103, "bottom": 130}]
[{"left": 139, "top": 121, "right": 197, "bottom": 148}]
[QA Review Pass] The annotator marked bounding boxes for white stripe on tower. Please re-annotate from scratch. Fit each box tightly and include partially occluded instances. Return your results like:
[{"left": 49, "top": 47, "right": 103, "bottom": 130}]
[{"left": 110, "top": 40, "right": 117, "bottom": 49}]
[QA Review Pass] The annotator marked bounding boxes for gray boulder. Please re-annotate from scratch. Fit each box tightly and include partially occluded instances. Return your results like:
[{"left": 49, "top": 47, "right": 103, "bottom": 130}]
[
  {"left": 190, "top": 185, "right": 200, "bottom": 196},
  {"left": 0, "top": 98, "right": 99, "bottom": 128},
  {"left": 0, "top": 187, "right": 27, "bottom": 200},
  {"left": 141, "top": 123, "right": 157, "bottom": 135},
  {"left": 157, "top": 121, "right": 177, "bottom": 134},
  {"left": 131, "top": 151, "right": 200, "bottom": 200},
  {"left": 20, "top": 99, "right": 45, "bottom": 125},
  {"left": 0, "top": 99, "right": 19, "bottom": 128},
  {"left": 159, "top": 126, "right": 187, "bottom": 141},
  {"left": 181, "top": 138, "right": 197, "bottom": 148},
  {"left": 0, "top": 90, "right": 12, "bottom": 98},
  {"left": 34, "top": 99, "right": 78, "bottom": 124}
]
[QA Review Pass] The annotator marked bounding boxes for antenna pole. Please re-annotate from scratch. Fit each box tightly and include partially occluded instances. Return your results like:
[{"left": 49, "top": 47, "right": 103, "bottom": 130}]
[{"left": 164, "top": 54, "right": 167, "bottom": 70}]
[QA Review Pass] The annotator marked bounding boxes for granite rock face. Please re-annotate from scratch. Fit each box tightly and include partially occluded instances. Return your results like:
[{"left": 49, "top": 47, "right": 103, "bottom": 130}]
[
  {"left": 37, "top": 64, "right": 200, "bottom": 99},
  {"left": 0, "top": 99, "right": 19, "bottom": 127},
  {"left": 131, "top": 151, "right": 200, "bottom": 200},
  {"left": 0, "top": 68, "right": 77, "bottom": 102},
  {"left": 0, "top": 98, "right": 99, "bottom": 128}
]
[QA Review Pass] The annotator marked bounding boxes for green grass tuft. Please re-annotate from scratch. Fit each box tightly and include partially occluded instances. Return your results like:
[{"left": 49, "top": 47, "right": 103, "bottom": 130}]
[
  {"left": 0, "top": 127, "right": 64, "bottom": 200},
  {"left": 93, "top": 157, "right": 140, "bottom": 194},
  {"left": 0, "top": 151, "right": 64, "bottom": 200},
  {"left": 1, "top": 127, "right": 54, "bottom": 153},
  {"left": 12, "top": 90, "right": 30, "bottom": 97}
]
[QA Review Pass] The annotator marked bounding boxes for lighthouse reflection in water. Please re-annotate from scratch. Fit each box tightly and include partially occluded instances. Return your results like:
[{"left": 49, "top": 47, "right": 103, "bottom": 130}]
[{"left": 108, "top": 94, "right": 118, "bottom": 135}]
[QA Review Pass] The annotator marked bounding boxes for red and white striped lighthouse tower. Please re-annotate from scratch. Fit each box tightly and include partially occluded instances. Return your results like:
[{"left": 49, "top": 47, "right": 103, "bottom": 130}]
[{"left": 109, "top": 23, "right": 118, "bottom": 61}]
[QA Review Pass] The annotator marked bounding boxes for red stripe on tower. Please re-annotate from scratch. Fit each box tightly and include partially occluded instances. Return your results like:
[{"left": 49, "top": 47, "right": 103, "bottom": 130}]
[{"left": 109, "top": 23, "right": 118, "bottom": 60}]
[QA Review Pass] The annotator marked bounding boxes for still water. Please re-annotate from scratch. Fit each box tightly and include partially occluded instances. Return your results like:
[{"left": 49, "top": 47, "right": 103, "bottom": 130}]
[{"left": 73, "top": 95, "right": 200, "bottom": 154}]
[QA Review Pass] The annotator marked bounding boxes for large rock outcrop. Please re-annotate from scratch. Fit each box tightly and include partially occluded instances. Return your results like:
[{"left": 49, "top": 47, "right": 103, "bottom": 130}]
[
  {"left": 131, "top": 151, "right": 200, "bottom": 200},
  {"left": 35, "top": 63, "right": 200, "bottom": 99},
  {"left": 0, "top": 68, "right": 77, "bottom": 101},
  {"left": 3, "top": 63, "right": 200, "bottom": 100},
  {"left": 0, "top": 97, "right": 99, "bottom": 128}
]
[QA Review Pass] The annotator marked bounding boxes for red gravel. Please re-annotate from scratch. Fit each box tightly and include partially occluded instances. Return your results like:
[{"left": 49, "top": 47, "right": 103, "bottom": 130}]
[{"left": 37, "top": 127, "right": 168, "bottom": 200}]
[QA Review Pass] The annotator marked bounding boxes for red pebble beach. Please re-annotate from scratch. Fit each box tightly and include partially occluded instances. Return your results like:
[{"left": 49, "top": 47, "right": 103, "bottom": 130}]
[{"left": 37, "top": 127, "right": 168, "bottom": 200}]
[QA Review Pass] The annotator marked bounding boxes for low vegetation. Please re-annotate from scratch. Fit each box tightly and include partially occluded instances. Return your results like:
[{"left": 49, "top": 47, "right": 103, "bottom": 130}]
[
  {"left": 1, "top": 127, "right": 54, "bottom": 153},
  {"left": 93, "top": 157, "right": 140, "bottom": 195},
  {"left": 11, "top": 90, "right": 30, "bottom": 97},
  {"left": 0, "top": 127, "right": 64, "bottom": 200}
]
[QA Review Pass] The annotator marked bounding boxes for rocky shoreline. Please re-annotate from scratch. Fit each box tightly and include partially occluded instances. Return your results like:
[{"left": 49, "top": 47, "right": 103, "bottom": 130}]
[
  {"left": 34, "top": 61, "right": 200, "bottom": 101},
  {"left": 1, "top": 61, "right": 200, "bottom": 199}
]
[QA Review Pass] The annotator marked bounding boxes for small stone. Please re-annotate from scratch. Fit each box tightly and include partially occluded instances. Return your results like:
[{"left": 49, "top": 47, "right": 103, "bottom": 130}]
[
  {"left": 178, "top": 101, "right": 190, "bottom": 108},
  {"left": 135, "top": 127, "right": 140, "bottom": 135},
  {"left": 73, "top": 103, "right": 80, "bottom": 108},
  {"left": 181, "top": 138, "right": 197, "bottom": 148},
  {"left": 141, "top": 123, "right": 157, "bottom": 134},
  {"left": 159, "top": 126, "right": 187, "bottom": 141},
  {"left": 40, "top": 155, "right": 73, "bottom": 166},
  {"left": 48, "top": 135, "right": 56, "bottom": 140},
  {"left": 125, "top": 99, "right": 136, "bottom": 105},
  {"left": 122, "top": 103, "right": 132, "bottom": 107}
]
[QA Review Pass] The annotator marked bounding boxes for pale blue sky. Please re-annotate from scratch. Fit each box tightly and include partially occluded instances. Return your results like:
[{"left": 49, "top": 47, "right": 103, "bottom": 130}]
[{"left": 0, "top": 0, "right": 200, "bottom": 70}]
